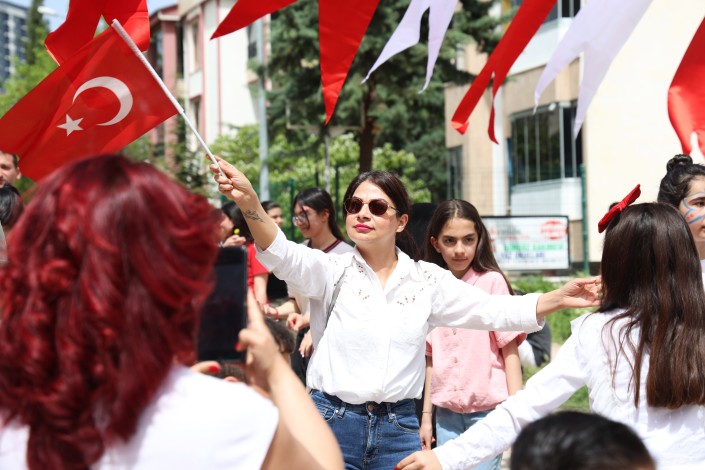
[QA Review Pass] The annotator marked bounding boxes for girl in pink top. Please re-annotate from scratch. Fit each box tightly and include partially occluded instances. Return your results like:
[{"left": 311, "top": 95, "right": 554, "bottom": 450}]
[{"left": 421, "top": 200, "right": 524, "bottom": 470}]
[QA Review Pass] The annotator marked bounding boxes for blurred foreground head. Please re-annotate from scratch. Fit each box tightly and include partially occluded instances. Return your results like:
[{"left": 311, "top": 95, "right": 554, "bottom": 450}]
[
  {"left": 511, "top": 411, "right": 655, "bottom": 470},
  {"left": 0, "top": 154, "right": 219, "bottom": 469}
]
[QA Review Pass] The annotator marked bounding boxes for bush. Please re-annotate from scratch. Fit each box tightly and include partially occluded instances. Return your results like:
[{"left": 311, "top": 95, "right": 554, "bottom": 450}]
[
  {"left": 512, "top": 276, "right": 593, "bottom": 344},
  {"left": 515, "top": 275, "right": 592, "bottom": 411}
]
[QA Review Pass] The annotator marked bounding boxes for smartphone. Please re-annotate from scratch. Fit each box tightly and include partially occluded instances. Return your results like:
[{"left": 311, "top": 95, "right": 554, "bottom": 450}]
[{"left": 197, "top": 246, "right": 248, "bottom": 364}]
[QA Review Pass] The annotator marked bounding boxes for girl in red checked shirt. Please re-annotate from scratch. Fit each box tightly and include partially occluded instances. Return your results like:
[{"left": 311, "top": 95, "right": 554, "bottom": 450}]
[{"left": 420, "top": 200, "right": 524, "bottom": 470}]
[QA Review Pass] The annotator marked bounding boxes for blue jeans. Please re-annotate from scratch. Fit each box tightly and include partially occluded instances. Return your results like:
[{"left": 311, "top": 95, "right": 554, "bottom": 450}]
[
  {"left": 311, "top": 390, "right": 422, "bottom": 470},
  {"left": 436, "top": 407, "right": 502, "bottom": 470}
]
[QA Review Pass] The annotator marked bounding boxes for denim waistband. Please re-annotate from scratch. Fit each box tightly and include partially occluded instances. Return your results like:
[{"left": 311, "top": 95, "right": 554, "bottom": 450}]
[{"left": 311, "top": 389, "right": 415, "bottom": 415}]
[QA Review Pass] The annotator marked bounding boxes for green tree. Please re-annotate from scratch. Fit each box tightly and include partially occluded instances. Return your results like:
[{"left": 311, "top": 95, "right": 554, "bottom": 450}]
[
  {"left": 0, "top": 0, "right": 56, "bottom": 115},
  {"left": 267, "top": 0, "right": 507, "bottom": 201}
]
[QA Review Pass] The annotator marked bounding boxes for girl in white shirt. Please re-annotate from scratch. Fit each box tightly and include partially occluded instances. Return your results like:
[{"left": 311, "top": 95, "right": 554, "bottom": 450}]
[
  {"left": 398, "top": 202, "right": 705, "bottom": 470},
  {"left": 211, "top": 159, "right": 599, "bottom": 470}
]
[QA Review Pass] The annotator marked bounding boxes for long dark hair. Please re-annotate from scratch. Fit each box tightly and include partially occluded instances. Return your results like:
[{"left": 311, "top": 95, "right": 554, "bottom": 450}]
[
  {"left": 293, "top": 187, "right": 345, "bottom": 241},
  {"left": 424, "top": 199, "right": 512, "bottom": 293},
  {"left": 343, "top": 171, "right": 419, "bottom": 260},
  {"left": 657, "top": 154, "right": 705, "bottom": 207},
  {"left": 599, "top": 203, "right": 705, "bottom": 408}
]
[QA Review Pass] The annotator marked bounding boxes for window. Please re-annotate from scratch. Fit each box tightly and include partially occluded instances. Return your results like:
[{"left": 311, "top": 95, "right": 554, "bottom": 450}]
[
  {"left": 511, "top": 0, "right": 580, "bottom": 21},
  {"left": 447, "top": 146, "right": 463, "bottom": 199},
  {"left": 509, "top": 102, "right": 583, "bottom": 185}
]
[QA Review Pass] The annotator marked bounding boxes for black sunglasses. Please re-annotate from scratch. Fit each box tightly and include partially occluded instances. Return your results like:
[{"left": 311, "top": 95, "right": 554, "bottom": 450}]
[{"left": 344, "top": 197, "right": 399, "bottom": 216}]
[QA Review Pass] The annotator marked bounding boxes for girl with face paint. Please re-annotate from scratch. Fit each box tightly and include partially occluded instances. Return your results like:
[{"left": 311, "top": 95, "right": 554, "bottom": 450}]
[{"left": 658, "top": 154, "right": 705, "bottom": 269}]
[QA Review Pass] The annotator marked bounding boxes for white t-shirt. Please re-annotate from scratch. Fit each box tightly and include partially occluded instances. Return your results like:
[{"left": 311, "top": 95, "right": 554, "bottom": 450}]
[
  {"left": 257, "top": 230, "right": 542, "bottom": 405},
  {"left": 433, "top": 311, "right": 705, "bottom": 470},
  {"left": 0, "top": 367, "right": 278, "bottom": 469}
]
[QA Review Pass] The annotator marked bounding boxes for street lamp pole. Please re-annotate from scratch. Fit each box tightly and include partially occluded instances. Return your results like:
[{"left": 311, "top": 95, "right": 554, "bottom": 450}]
[{"left": 255, "top": 18, "right": 270, "bottom": 200}]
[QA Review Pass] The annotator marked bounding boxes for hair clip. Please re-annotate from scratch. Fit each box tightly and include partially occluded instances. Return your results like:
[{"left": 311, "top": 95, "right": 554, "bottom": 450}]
[{"left": 598, "top": 184, "right": 641, "bottom": 233}]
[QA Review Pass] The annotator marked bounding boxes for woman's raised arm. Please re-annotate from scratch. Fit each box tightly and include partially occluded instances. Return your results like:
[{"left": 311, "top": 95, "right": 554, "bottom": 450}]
[{"left": 211, "top": 158, "right": 279, "bottom": 251}]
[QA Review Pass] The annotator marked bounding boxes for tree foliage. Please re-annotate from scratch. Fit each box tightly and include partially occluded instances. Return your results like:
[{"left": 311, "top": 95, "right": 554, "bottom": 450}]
[
  {"left": 266, "top": 0, "right": 506, "bottom": 201},
  {"left": 0, "top": 0, "right": 56, "bottom": 116}
]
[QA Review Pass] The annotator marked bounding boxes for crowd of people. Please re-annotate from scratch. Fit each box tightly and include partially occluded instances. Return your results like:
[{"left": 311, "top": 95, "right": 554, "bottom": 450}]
[{"left": 0, "top": 149, "right": 704, "bottom": 469}]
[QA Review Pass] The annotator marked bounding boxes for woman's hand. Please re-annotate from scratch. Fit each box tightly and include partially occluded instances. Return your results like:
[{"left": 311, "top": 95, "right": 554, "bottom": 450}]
[
  {"left": 287, "top": 312, "right": 309, "bottom": 331},
  {"left": 556, "top": 276, "right": 601, "bottom": 309},
  {"left": 299, "top": 330, "right": 314, "bottom": 357},
  {"left": 222, "top": 234, "right": 247, "bottom": 247},
  {"left": 238, "top": 293, "right": 288, "bottom": 393},
  {"left": 395, "top": 450, "right": 442, "bottom": 470},
  {"left": 536, "top": 276, "right": 601, "bottom": 318},
  {"left": 419, "top": 414, "right": 435, "bottom": 450},
  {"left": 210, "top": 157, "right": 257, "bottom": 205}
]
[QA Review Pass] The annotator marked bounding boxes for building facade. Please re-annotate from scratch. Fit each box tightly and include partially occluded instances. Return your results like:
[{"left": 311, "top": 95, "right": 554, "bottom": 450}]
[
  {"left": 445, "top": 0, "right": 705, "bottom": 270},
  {"left": 0, "top": 0, "right": 27, "bottom": 89}
]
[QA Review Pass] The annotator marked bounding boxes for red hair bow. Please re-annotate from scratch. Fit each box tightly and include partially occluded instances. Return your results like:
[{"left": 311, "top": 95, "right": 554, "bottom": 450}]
[{"left": 598, "top": 184, "right": 641, "bottom": 233}]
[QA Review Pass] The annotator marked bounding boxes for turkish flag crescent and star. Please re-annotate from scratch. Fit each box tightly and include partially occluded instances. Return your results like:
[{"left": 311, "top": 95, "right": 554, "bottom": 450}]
[
  {"left": 0, "top": 26, "right": 177, "bottom": 181},
  {"left": 45, "top": 0, "right": 149, "bottom": 64}
]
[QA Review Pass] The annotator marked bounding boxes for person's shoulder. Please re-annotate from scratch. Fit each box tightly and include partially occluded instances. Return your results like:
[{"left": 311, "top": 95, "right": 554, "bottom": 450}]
[
  {"left": 329, "top": 240, "right": 354, "bottom": 254},
  {"left": 414, "top": 260, "right": 450, "bottom": 284},
  {"left": 162, "top": 367, "right": 274, "bottom": 418}
]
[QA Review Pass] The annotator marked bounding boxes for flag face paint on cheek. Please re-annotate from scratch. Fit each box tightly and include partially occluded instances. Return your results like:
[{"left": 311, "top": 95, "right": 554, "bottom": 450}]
[{"left": 681, "top": 193, "right": 705, "bottom": 225}]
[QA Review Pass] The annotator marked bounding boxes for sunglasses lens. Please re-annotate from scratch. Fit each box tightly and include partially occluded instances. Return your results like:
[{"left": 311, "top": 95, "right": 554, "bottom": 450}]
[
  {"left": 345, "top": 198, "right": 363, "bottom": 214},
  {"left": 368, "top": 199, "right": 389, "bottom": 216}
]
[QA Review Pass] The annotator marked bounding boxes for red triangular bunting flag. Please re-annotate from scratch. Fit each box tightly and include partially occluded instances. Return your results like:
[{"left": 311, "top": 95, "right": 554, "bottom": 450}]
[
  {"left": 1, "top": 26, "right": 177, "bottom": 181},
  {"left": 212, "top": 0, "right": 297, "bottom": 39},
  {"left": 451, "top": 0, "right": 556, "bottom": 140},
  {"left": 319, "top": 0, "right": 380, "bottom": 123},
  {"left": 668, "top": 16, "right": 705, "bottom": 156},
  {"left": 46, "top": 0, "right": 149, "bottom": 65}
]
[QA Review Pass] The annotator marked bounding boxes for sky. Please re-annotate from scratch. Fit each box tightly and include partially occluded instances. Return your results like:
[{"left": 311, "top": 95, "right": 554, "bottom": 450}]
[{"left": 12, "top": 0, "right": 177, "bottom": 30}]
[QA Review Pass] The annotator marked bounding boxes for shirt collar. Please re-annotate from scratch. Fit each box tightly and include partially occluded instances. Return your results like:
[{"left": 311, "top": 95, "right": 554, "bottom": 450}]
[{"left": 350, "top": 246, "right": 423, "bottom": 282}]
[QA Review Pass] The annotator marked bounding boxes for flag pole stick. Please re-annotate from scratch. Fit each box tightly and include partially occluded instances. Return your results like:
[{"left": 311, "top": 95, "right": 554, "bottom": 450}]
[{"left": 110, "top": 19, "right": 226, "bottom": 178}]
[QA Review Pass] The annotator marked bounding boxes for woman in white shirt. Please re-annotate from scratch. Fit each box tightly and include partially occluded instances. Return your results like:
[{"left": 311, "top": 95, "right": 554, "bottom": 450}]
[
  {"left": 212, "top": 158, "right": 598, "bottom": 470},
  {"left": 0, "top": 154, "right": 343, "bottom": 470},
  {"left": 398, "top": 203, "right": 705, "bottom": 470}
]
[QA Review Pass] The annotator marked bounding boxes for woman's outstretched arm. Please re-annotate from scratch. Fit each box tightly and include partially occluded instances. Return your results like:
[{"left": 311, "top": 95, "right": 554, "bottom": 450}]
[{"left": 211, "top": 158, "right": 279, "bottom": 251}]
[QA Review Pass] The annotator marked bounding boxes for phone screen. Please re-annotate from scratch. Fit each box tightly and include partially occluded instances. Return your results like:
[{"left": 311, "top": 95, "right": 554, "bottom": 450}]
[{"left": 197, "top": 246, "right": 248, "bottom": 362}]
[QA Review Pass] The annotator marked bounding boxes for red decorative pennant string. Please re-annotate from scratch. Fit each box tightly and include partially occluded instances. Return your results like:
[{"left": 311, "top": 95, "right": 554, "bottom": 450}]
[
  {"left": 211, "top": 0, "right": 297, "bottom": 40},
  {"left": 450, "top": 0, "right": 556, "bottom": 140},
  {"left": 319, "top": 0, "right": 381, "bottom": 123},
  {"left": 668, "top": 16, "right": 705, "bottom": 156}
]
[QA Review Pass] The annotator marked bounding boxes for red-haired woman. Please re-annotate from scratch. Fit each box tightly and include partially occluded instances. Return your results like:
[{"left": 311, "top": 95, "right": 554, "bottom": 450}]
[{"left": 0, "top": 154, "right": 343, "bottom": 470}]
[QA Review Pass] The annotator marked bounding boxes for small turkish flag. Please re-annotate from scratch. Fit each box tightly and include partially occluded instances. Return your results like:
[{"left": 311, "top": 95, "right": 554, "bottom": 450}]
[
  {"left": 0, "top": 26, "right": 177, "bottom": 181},
  {"left": 46, "top": 0, "right": 150, "bottom": 65}
]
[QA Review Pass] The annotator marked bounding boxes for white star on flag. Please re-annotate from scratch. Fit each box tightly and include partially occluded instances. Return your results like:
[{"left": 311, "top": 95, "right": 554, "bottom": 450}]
[{"left": 57, "top": 114, "right": 84, "bottom": 136}]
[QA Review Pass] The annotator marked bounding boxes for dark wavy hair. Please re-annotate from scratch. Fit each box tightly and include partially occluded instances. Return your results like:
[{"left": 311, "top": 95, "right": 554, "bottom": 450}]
[
  {"left": 511, "top": 411, "right": 654, "bottom": 470},
  {"left": 0, "top": 184, "right": 23, "bottom": 229},
  {"left": 221, "top": 201, "right": 254, "bottom": 243},
  {"left": 342, "top": 171, "right": 419, "bottom": 260},
  {"left": 600, "top": 203, "right": 705, "bottom": 408},
  {"left": 294, "top": 187, "right": 345, "bottom": 241},
  {"left": 0, "top": 154, "right": 220, "bottom": 470},
  {"left": 657, "top": 154, "right": 705, "bottom": 207},
  {"left": 423, "top": 199, "right": 512, "bottom": 293}
]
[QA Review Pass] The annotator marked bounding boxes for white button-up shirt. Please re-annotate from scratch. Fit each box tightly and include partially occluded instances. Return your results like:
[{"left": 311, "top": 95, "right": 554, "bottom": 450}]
[
  {"left": 257, "top": 230, "right": 541, "bottom": 405},
  {"left": 433, "top": 311, "right": 705, "bottom": 470}
]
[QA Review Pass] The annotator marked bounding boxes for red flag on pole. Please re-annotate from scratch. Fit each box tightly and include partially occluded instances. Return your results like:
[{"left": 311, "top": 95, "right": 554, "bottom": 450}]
[
  {"left": 45, "top": 0, "right": 149, "bottom": 65},
  {"left": 212, "top": 0, "right": 297, "bottom": 39},
  {"left": 319, "top": 0, "right": 380, "bottom": 123},
  {"left": 451, "top": 0, "right": 556, "bottom": 139},
  {"left": 0, "top": 26, "right": 177, "bottom": 181},
  {"left": 669, "top": 17, "right": 705, "bottom": 156}
]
